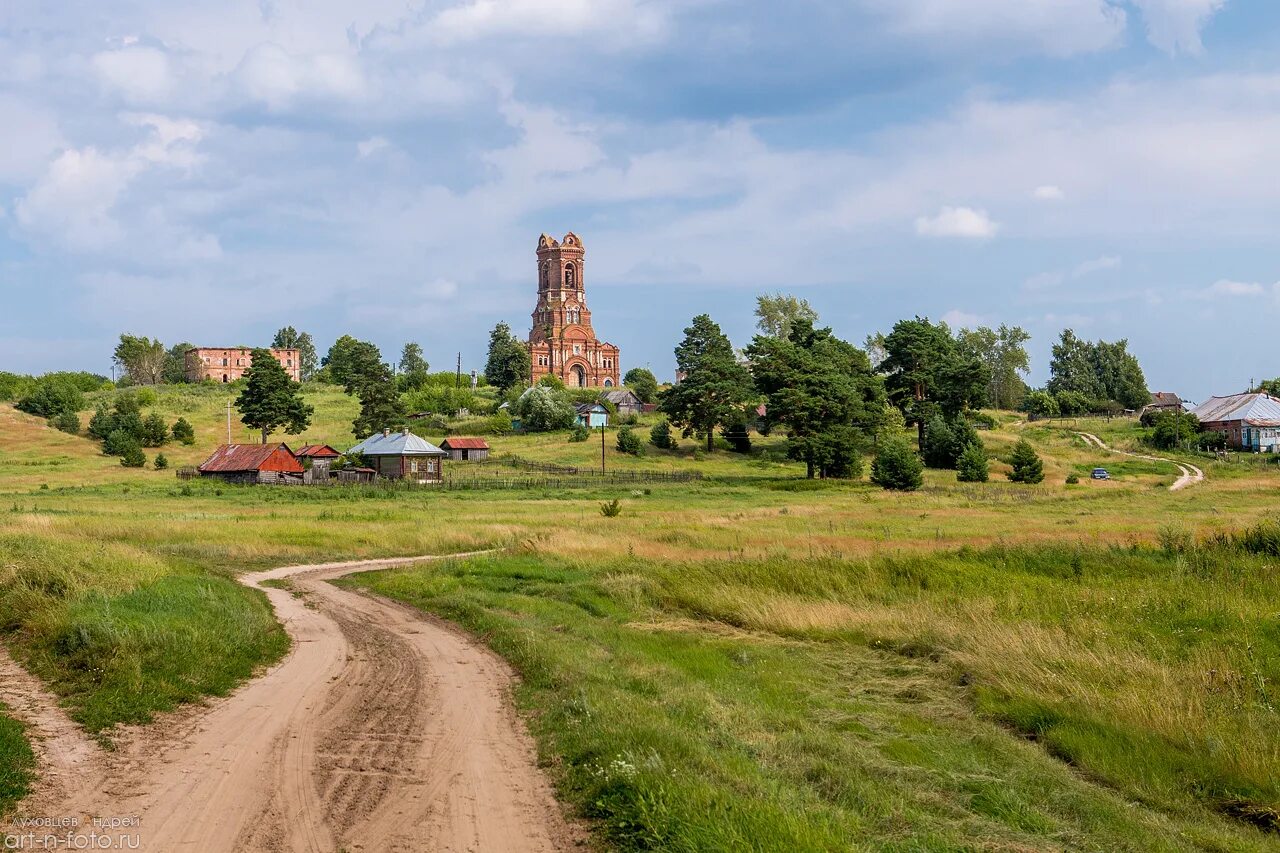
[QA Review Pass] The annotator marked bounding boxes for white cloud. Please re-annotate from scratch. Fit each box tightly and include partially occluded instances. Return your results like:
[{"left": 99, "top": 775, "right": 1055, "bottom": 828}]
[
  {"left": 0, "top": 96, "right": 64, "bottom": 184},
  {"left": 232, "top": 42, "right": 366, "bottom": 109},
  {"left": 868, "top": 0, "right": 1126, "bottom": 57},
  {"left": 941, "top": 309, "right": 984, "bottom": 328},
  {"left": 1205, "top": 279, "right": 1265, "bottom": 297},
  {"left": 1072, "top": 255, "right": 1121, "bottom": 276},
  {"left": 1032, "top": 184, "right": 1065, "bottom": 200},
  {"left": 1131, "top": 0, "right": 1227, "bottom": 55},
  {"left": 914, "top": 206, "right": 999, "bottom": 239},
  {"left": 425, "top": 0, "right": 668, "bottom": 45},
  {"left": 357, "top": 136, "right": 390, "bottom": 158},
  {"left": 91, "top": 46, "right": 175, "bottom": 102}
]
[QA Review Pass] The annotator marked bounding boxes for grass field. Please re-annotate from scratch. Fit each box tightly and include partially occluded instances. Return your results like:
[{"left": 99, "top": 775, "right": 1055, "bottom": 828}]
[
  {"left": 2, "top": 385, "right": 1279, "bottom": 848},
  {"left": 0, "top": 708, "right": 33, "bottom": 815}
]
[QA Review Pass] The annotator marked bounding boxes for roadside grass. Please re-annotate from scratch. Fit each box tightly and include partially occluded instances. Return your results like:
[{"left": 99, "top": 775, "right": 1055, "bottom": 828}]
[
  {"left": 344, "top": 542, "right": 1280, "bottom": 851},
  {"left": 0, "top": 708, "right": 34, "bottom": 816}
]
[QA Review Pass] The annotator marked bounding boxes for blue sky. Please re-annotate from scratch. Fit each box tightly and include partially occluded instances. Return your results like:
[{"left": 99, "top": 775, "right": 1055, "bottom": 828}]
[{"left": 2, "top": 0, "right": 1278, "bottom": 401}]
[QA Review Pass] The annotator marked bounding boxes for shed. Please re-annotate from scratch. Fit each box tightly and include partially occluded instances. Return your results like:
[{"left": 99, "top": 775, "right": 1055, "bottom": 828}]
[
  {"left": 1143, "top": 392, "right": 1185, "bottom": 416},
  {"left": 601, "top": 389, "right": 644, "bottom": 416},
  {"left": 440, "top": 437, "right": 490, "bottom": 461},
  {"left": 197, "top": 443, "right": 304, "bottom": 485},
  {"left": 575, "top": 403, "right": 609, "bottom": 429},
  {"left": 295, "top": 444, "right": 342, "bottom": 483},
  {"left": 1189, "top": 393, "right": 1280, "bottom": 451},
  {"left": 336, "top": 466, "right": 377, "bottom": 484},
  {"left": 347, "top": 428, "right": 448, "bottom": 483}
]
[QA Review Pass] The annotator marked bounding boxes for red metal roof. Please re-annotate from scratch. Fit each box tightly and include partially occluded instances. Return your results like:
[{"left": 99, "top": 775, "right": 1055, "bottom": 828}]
[
  {"left": 198, "top": 443, "right": 304, "bottom": 474},
  {"left": 295, "top": 444, "right": 342, "bottom": 458},
  {"left": 440, "top": 437, "right": 490, "bottom": 450}
]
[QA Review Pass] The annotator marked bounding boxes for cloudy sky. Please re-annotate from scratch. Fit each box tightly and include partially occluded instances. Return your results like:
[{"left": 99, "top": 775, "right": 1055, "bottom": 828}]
[{"left": 2, "top": 0, "right": 1277, "bottom": 399}]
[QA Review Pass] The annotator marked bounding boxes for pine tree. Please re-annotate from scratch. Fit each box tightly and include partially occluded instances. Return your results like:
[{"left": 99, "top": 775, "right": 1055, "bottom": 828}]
[
  {"left": 616, "top": 426, "right": 645, "bottom": 455},
  {"left": 659, "top": 314, "right": 754, "bottom": 453},
  {"left": 141, "top": 412, "right": 170, "bottom": 447},
  {"left": 956, "top": 441, "right": 989, "bottom": 483},
  {"left": 171, "top": 417, "right": 196, "bottom": 445},
  {"left": 1008, "top": 439, "right": 1045, "bottom": 484},
  {"left": 871, "top": 436, "right": 924, "bottom": 491},
  {"left": 649, "top": 419, "right": 676, "bottom": 449},
  {"left": 235, "top": 348, "right": 313, "bottom": 443},
  {"left": 154, "top": 453, "right": 169, "bottom": 470}
]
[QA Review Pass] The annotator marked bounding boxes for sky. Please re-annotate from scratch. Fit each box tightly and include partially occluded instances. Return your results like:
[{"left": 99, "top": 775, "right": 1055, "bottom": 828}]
[{"left": 2, "top": 0, "right": 1279, "bottom": 401}]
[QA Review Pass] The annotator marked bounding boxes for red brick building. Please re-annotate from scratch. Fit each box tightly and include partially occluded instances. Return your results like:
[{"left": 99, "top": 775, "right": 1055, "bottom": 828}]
[
  {"left": 528, "top": 232, "right": 620, "bottom": 388},
  {"left": 185, "top": 347, "right": 301, "bottom": 383}
]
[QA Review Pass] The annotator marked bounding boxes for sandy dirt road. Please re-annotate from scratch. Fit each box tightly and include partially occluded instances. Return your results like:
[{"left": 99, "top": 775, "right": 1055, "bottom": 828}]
[
  {"left": 1077, "top": 432, "right": 1205, "bottom": 490},
  {"left": 12, "top": 554, "right": 581, "bottom": 852}
]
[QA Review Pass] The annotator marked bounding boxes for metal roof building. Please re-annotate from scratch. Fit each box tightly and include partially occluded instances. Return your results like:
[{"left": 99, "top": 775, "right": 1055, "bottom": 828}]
[
  {"left": 197, "top": 443, "right": 304, "bottom": 484},
  {"left": 1189, "top": 393, "right": 1280, "bottom": 451},
  {"left": 347, "top": 428, "right": 447, "bottom": 482}
]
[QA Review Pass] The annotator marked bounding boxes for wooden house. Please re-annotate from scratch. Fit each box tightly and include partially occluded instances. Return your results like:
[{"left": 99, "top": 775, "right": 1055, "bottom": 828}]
[
  {"left": 347, "top": 428, "right": 448, "bottom": 483},
  {"left": 601, "top": 389, "right": 644, "bottom": 416},
  {"left": 575, "top": 403, "right": 609, "bottom": 428},
  {"left": 295, "top": 444, "right": 342, "bottom": 483},
  {"left": 439, "top": 437, "right": 490, "bottom": 461},
  {"left": 197, "top": 443, "right": 304, "bottom": 485}
]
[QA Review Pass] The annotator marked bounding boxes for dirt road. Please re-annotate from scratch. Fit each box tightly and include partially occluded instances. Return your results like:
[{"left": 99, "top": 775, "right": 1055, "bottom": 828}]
[
  {"left": 1077, "top": 432, "right": 1205, "bottom": 491},
  {"left": 13, "top": 554, "right": 580, "bottom": 852}
]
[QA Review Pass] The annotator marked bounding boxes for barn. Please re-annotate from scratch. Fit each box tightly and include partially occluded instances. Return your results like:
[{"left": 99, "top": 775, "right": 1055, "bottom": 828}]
[
  {"left": 439, "top": 437, "right": 490, "bottom": 462},
  {"left": 347, "top": 428, "right": 448, "bottom": 483},
  {"left": 197, "top": 443, "right": 304, "bottom": 484},
  {"left": 295, "top": 444, "right": 342, "bottom": 483},
  {"left": 601, "top": 389, "right": 644, "bottom": 416}
]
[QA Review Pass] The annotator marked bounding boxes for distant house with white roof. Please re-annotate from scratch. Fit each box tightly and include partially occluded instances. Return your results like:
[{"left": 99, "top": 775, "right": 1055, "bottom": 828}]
[
  {"left": 1188, "top": 393, "right": 1280, "bottom": 451},
  {"left": 347, "top": 428, "right": 448, "bottom": 483}
]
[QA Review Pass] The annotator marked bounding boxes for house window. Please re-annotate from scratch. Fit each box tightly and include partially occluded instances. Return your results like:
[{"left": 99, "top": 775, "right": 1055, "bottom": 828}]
[
  {"left": 427, "top": 459, "right": 438, "bottom": 473},
  {"left": 287, "top": 359, "right": 292, "bottom": 367},
  {"left": 410, "top": 459, "right": 419, "bottom": 473},
  {"left": 222, "top": 358, "right": 228, "bottom": 366}
]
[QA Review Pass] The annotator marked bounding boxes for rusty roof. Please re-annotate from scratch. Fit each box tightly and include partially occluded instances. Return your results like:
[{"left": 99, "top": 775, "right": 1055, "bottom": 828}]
[
  {"left": 197, "top": 443, "right": 302, "bottom": 473},
  {"left": 295, "top": 444, "right": 342, "bottom": 458},
  {"left": 440, "top": 437, "right": 489, "bottom": 450}
]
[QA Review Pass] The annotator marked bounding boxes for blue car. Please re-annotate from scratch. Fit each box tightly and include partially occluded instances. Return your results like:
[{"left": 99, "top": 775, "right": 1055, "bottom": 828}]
[{"left": 1091, "top": 468, "right": 1110, "bottom": 480}]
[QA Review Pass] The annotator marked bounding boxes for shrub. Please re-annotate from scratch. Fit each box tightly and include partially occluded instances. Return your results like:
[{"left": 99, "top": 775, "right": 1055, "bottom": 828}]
[
  {"left": 536, "top": 374, "right": 566, "bottom": 391},
  {"left": 1007, "top": 439, "right": 1045, "bottom": 484},
  {"left": 955, "top": 441, "right": 989, "bottom": 483},
  {"left": 0, "top": 371, "right": 35, "bottom": 401},
  {"left": 649, "top": 419, "right": 676, "bottom": 450},
  {"left": 923, "top": 416, "right": 980, "bottom": 469},
  {"left": 103, "top": 429, "right": 138, "bottom": 458},
  {"left": 600, "top": 499, "right": 623, "bottom": 517},
  {"left": 1053, "top": 390, "right": 1091, "bottom": 417},
  {"left": 87, "top": 405, "right": 113, "bottom": 440},
  {"left": 1147, "top": 411, "right": 1201, "bottom": 451},
  {"left": 721, "top": 417, "right": 752, "bottom": 454},
  {"left": 967, "top": 410, "right": 998, "bottom": 430},
  {"left": 485, "top": 411, "right": 514, "bottom": 435},
  {"left": 134, "top": 388, "right": 157, "bottom": 407},
  {"left": 16, "top": 379, "right": 84, "bottom": 419},
  {"left": 153, "top": 453, "right": 169, "bottom": 470},
  {"left": 171, "top": 417, "right": 196, "bottom": 445},
  {"left": 119, "top": 444, "right": 146, "bottom": 468},
  {"left": 616, "top": 426, "right": 645, "bottom": 456},
  {"left": 569, "top": 424, "right": 590, "bottom": 442},
  {"left": 1022, "top": 390, "right": 1059, "bottom": 419},
  {"left": 514, "top": 386, "right": 576, "bottom": 432},
  {"left": 52, "top": 410, "right": 81, "bottom": 435},
  {"left": 1065, "top": 473, "right": 1080, "bottom": 484},
  {"left": 140, "top": 412, "right": 170, "bottom": 447},
  {"left": 871, "top": 437, "right": 924, "bottom": 491}
]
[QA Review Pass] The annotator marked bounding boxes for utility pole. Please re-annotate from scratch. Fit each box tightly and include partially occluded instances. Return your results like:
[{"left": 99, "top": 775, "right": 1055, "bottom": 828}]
[
  {"left": 600, "top": 420, "right": 606, "bottom": 475},
  {"left": 456, "top": 352, "right": 462, "bottom": 389},
  {"left": 226, "top": 399, "right": 232, "bottom": 445}
]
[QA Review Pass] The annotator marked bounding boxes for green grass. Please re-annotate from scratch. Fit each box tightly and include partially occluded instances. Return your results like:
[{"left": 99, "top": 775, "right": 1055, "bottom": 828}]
[
  {"left": 0, "top": 709, "right": 34, "bottom": 816},
  {"left": 345, "top": 542, "right": 1280, "bottom": 851}
]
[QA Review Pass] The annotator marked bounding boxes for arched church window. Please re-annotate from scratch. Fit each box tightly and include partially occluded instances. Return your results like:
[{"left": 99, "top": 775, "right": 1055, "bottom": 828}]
[{"left": 565, "top": 264, "right": 576, "bottom": 288}]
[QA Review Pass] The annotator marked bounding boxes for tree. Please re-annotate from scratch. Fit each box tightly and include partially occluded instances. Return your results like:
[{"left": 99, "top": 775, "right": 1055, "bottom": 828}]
[
  {"left": 649, "top": 419, "right": 676, "bottom": 449},
  {"left": 721, "top": 413, "right": 752, "bottom": 454},
  {"left": 154, "top": 453, "right": 169, "bottom": 470},
  {"left": 321, "top": 335, "right": 362, "bottom": 386},
  {"left": 623, "top": 367, "right": 659, "bottom": 404},
  {"left": 955, "top": 324, "right": 1031, "bottom": 410},
  {"left": 273, "top": 327, "right": 319, "bottom": 382},
  {"left": 16, "top": 379, "right": 84, "bottom": 419},
  {"left": 340, "top": 341, "right": 405, "bottom": 438},
  {"left": 871, "top": 436, "right": 924, "bottom": 491},
  {"left": 1007, "top": 440, "right": 1045, "bottom": 484},
  {"left": 659, "top": 314, "right": 754, "bottom": 453},
  {"left": 881, "top": 317, "right": 989, "bottom": 449},
  {"left": 88, "top": 405, "right": 113, "bottom": 440},
  {"left": 53, "top": 410, "right": 80, "bottom": 435},
  {"left": 921, "top": 416, "right": 957, "bottom": 469},
  {"left": 236, "top": 347, "right": 313, "bottom": 443},
  {"left": 140, "top": 412, "right": 169, "bottom": 447},
  {"left": 1047, "top": 329, "right": 1148, "bottom": 410},
  {"left": 748, "top": 319, "right": 886, "bottom": 478},
  {"left": 485, "top": 322, "right": 532, "bottom": 392},
  {"left": 863, "top": 332, "right": 887, "bottom": 370},
  {"left": 515, "top": 386, "right": 576, "bottom": 431},
  {"left": 1023, "top": 390, "right": 1059, "bottom": 419},
  {"left": 120, "top": 444, "right": 146, "bottom": 468},
  {"left": 616, "top": 426, "right": 645, "bottom": 455},
  {"left": 104, "top": 429, "right": 138, "bottom": 457},
  {"left": 113, "top": 335, "right": 167, "bottom": 385},
  {"left": 956, "top": 441, "right": 989, "bottom": 483},
  {"left": 398, "top": 342, "right": 430, "bottom": 389},
  {"left": 171, "top": 417, "right": 196, "bottom": 445},
  {"left": 755, "top": 292, "right": 819, "bottom": 339},
  {"left": 163, "top": 342, "right": 194, "bottom": 384},
  {"left": 1054, "top": 390, "right": 1091, "bottom": 417},
  {"left": 1150, "top": 411, "right": 1200, "bottom": 450}
]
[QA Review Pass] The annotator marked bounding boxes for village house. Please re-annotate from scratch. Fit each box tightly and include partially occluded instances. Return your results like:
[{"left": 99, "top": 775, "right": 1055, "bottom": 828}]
[
  {"left": 1189, "top": 392, "right": 1280, "bottom": 451},
  {"left": 295, "top": 444, "right": 342, "bottom": 483},
  {"left": 197, "top": 443, "right": 304, "bottom": 484},
  {"left": 575, "top": 403, "right": 609, "bottom": 428},
  {"left": 601, "top": 388, "right": 643, "bottom": 416},
  {"left": 1143, "top": 391, "right": 1185, "bottom": 416},
  {"left": 439, "top": 437, "right": 490, "bottom": 461},
  {"left": 347, "top": 428, "right": 448, "bottom": 483},
  {"left": 186, "top": 347, "right": 301, "bottom": 383}
]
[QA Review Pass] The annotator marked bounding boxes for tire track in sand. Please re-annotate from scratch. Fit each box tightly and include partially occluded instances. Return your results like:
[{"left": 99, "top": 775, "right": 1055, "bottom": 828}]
[{"left": 18, "top": 553, "right": 582, "bottom": 852}]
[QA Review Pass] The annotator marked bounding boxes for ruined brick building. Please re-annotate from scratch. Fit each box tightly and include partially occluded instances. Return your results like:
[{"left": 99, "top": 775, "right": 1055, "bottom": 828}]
[
  {"left": 185, "top": 347, "right": 301, "bottom": 383},
  {"left": 527, "top": 232, "right": 620, "bottom": 388}
]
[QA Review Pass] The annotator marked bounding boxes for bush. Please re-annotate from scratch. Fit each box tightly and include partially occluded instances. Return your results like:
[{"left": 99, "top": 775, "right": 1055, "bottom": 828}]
[
  {"left": 103, "top": 429, "right": 138, "bottom": 458},
  {"left": 141, "top": 412, "right": 170, "bottom": 447},
  {"left": 514, "top": 386, "right": 576, "bottom": 432},
  {"left": 600, "top": 499, "right": 623, "bottom": 517},
  {"left": 955, "top": 441, "right": 989, "bottom": 483},
  {"left": 87, "top": 405, "right": 113, "bottom": 440},
  {"left": 134, "top": 388, "right": 157, "bottom": 407},
  {"left": 1022, "top": 390, "right": 1059, "bottom": 419},
  {"left": 616, "top": 426, "right": 645, "bottom": 456},
  {"left": 569, "top": 424, "right": 590, "bottom": 442},
  {"left": 1065, "top": 473, "right": 1080, "bottom": 484},
  {"left": 485, "top": 411, "right": 513, "bottom": 435},
  {"left": 119, "top": 444, "right": 146, "bottom": 468},
  {"left": 1007, "top": 439, "right": 1045, "bottom": 484},
  {"left": 16, "top": 379, "right": 84, "bottom": 419},
  {"left": 536, "top": 374, "right": 566, "bottom": 391},
  {"left": 0, "top": 371, "right": 35, "bottom": 401},
  {"left": 1148, "top": 411, "right": 1200, "bottom": 451},
  {"left": 721, "top": 418, "right": 752, "bottom": 454},
  {"left": 171, "top": 417, "right": 196, "bottom": 445},
  {"left": 649, "top": 419, "right": 676, "bottom": 450},
  {"left": 153, "top": 453, "right": 169, "bottom": 470},
  {"left": 1053, "top": 390, "right": 1091, "bottom": 417},
  {"left": 923, "top": 416, "right": 980, "bottom": 469},
  {"left": 871, "top": 437, "right": 924, "bottom": 491},
  {"left": 52, "top": 410, "right": 81, "bottom": 435}
]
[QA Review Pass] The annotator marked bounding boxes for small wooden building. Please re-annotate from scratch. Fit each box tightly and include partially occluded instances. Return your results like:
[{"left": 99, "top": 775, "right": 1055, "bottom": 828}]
[
  {"left": 295, "top": 444, "right": 342, "bottom": 483},
  {"left": 347, "top": 428, "right": 448, "bottom": 483},
  {"left": 601, "top": 389, "right": 644, "bottom": 416},
  {"left": 439, "top": 437, "right": 490, "bottom": 461},
  {"left": 336, "top": 466, "right": 376, "bottom": 484},
  {"left": 575, "top": 403, "right": 609, "bottom": 429},
  {"left": 197, "top": 443, "right": 304, "bottom": 485}
]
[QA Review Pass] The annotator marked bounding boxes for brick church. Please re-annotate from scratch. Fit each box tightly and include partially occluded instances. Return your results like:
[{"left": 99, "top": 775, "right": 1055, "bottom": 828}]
[{"left": 528, "top": 232, "right": 620, "bottom": 388}]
